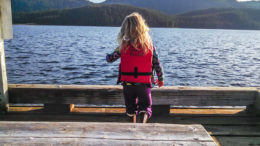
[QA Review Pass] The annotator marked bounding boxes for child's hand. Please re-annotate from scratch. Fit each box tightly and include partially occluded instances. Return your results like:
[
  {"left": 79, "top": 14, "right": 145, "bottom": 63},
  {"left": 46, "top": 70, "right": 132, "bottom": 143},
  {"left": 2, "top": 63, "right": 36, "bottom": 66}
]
[
  {"left": 115, "top": 46, "right": 120, "bottom": 52},
  {"left": 158, "top": 81, "right": 164, "bottom": 88},
  {"left": 155, "top": 79, "right": 164, "bottom": 88}
]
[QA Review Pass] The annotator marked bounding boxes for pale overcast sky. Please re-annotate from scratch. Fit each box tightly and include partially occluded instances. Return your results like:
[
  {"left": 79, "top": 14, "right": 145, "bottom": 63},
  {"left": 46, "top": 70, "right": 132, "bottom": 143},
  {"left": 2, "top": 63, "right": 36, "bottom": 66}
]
[
  {"left": 88, "top": 0, "right": 259, "bottom": 2},
  {"left": 89, "top": 0, "right": 106, "bottom": 3},
  {"left": 237, "top": 0, "right": 260, "bottom": 1}
]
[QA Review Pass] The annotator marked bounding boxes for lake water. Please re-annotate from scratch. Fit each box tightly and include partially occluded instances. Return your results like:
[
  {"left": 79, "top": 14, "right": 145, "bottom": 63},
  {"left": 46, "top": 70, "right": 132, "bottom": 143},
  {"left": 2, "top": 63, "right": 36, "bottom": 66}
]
[{"left": 4, "top": 25, "right": 260, "bottom": 87}]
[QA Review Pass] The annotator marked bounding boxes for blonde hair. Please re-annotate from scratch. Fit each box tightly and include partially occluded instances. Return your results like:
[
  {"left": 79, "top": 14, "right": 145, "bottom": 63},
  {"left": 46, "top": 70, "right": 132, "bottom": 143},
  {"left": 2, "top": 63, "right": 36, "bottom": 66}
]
[{"left": 118, "top": 12, "right": 152, "bottom": 54}]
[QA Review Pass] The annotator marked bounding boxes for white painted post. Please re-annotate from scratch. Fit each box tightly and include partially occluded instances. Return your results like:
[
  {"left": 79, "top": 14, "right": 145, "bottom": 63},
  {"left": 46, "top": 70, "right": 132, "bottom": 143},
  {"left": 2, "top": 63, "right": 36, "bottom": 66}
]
[
  {"left": 0, "top": 0, "right": 13, "bottom": 39},
  {"left": 0, "top": 0, "right": 13, "bottom": 114},
  {"left": 0, "top": 30, "right": 8, "bottom": 113}
]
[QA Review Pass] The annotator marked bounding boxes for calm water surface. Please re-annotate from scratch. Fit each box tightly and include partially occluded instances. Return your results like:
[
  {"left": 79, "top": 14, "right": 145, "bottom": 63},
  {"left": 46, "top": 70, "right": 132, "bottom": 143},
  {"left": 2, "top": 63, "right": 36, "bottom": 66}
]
[{"left": 4, "top": 25, "right": 260, "bottom": 87}]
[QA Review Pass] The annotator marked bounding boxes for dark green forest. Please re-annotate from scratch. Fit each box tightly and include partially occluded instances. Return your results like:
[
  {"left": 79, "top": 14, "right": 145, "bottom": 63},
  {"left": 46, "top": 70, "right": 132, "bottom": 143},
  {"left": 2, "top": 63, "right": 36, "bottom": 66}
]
[
  {"left": 175, "top": 8, "right": 260, "bottom": 29},
  {"left": 11, "top": 0, "right": 91, "bottom": 12},
  {"left": 104, "top": 0, "right": 243, "bottom": 14},
  {"left": 13, "top": 4, "right": 260, "bottom": 30},
  {"left": 12, "top": 0, "right": 260, "bottom": 14}
]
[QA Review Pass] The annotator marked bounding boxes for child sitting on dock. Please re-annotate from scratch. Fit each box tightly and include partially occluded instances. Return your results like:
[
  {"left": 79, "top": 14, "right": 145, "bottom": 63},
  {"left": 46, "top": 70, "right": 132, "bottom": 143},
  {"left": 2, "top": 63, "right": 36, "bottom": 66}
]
[{"left": 106, "top": 12, "right": 164, "bottom": 123}]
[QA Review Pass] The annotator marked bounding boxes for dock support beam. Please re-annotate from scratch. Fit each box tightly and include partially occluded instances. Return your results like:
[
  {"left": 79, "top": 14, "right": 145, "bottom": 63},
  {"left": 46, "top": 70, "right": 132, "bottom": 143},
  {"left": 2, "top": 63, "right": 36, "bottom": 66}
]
[
  {"left": 44, "top": 104, "right": 74, "bottom": 114},
  {"left": 0, "top": 0, "right": 13, "bottom": 114},
  {"left": 254, "top": 91, "right": 260, "bottom": 116},
  {"left": 152, "top": 105, "right": 170, "bottom": 116}
]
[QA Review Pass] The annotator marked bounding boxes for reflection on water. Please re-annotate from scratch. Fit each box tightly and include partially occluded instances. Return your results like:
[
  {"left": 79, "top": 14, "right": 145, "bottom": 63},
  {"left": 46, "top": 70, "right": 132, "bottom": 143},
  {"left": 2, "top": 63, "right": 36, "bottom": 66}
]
[{"left": 4, "top": 25, "right": 260, "bottom": 87}]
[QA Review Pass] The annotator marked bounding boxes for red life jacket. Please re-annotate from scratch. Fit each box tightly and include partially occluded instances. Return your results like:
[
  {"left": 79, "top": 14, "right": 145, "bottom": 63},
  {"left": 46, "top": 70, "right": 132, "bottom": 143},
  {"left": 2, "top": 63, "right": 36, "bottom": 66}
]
[{"left": 120, "top": 45, "right": 153, "bottom": 84}]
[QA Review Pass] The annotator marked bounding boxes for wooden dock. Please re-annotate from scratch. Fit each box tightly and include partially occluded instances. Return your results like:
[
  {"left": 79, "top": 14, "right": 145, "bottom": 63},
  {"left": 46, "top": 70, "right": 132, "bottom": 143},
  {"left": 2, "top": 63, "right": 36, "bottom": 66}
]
[
  {"left": 0, "top": 121, "right": 216, "bottom": 145},
  {"left": 1, "top": 84, "right": 260, "bottom": 145},
  {"left": 0, "top": 1, "right": 259, "bottom": 145},
  {"left": 2, "top": 106, "right": 260, "bottom": 146}
]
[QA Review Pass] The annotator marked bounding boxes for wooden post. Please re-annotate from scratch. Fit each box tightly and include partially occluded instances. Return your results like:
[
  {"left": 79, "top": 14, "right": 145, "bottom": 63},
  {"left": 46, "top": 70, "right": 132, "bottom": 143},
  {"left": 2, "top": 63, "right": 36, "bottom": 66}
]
[
  {"left": 0, "top": 0, "right": 13, "bottom": 39},
  {"left": 0, "top": 28, "right": 8, "bottom": 114},
  {"left": 0, "top": 0, "right": 13, "bottom": 114}
]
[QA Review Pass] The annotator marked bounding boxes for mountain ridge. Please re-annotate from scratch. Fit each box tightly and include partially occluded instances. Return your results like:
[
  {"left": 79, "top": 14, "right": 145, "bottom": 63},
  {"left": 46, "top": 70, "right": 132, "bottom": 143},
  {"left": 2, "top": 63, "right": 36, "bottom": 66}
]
[
  {"left": 12, "top": 0, "right": 260, "bottom": 14},
  {"left": 12, "top": 4, "right": 260, "bottom": 30},
  {"left": 103, "top": 0, "right": 260, "bottom": 14},
  {"left": 11, "top": 0, "right": 92, "bottom": 12},
  {"left": 175, "top": 8, "right": 260, "bottom": 29},
  {"left": 13, "top": 4, "right": 174, "bottom": 27}
]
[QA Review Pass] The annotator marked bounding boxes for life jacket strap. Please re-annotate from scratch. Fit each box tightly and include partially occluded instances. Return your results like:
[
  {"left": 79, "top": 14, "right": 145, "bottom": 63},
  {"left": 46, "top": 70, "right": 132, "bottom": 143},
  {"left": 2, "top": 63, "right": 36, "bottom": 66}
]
[{"left": 121, "top": 67, "right": 152, "bottom": 78}]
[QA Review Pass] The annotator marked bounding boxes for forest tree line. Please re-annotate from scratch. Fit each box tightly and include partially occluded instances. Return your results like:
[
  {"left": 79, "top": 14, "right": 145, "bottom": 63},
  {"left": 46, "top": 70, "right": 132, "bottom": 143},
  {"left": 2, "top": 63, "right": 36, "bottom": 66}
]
[{"left": 13, "top": 4, "right": 260, "bottom": 30}]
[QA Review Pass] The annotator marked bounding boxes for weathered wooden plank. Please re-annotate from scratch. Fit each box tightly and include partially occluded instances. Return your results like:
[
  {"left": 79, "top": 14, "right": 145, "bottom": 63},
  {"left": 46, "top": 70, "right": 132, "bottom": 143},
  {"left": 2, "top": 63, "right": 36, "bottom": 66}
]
[
  {"left": 0, "top": 138, "right": 217, "bottom": 146},
  {"left": 1, "top": 114, "right": 260, "bottom": 125},
  {"left": 8, "top": 84, "right": 258, "bottom": 91},
  {"left": 215, "top": 136, "right": 260, "bottom": 146},
  {"left": 152, "top": 88, "right": 257, "bottom": 106},
  {"left": 72, "top": 107, "right": 126, "bottom": 113},
  {"left": 147, "top": 116, "right": 260, "bottom": 125},
  {"left": 205, "top": 125, "right": 260, "bottom": 136},
  {"left": 8, "top": 84, "right": 125, "bottom": 105},
  {"left": 170, "top": 108, "right": 246, "bottom": 115},
  {"left": 8, "top": 84, "right": 258, "bottom": 106},
  {"left": 0, "top": 122, "right": 214, "bottom": 142},
  {"left": 8, "top": 106, "right": 43, "bottom": 112},
  {"left": 0, "top": 0, "right": 13, "bottom": 39},
  {"left": 0, "top": 26, "right": 8, "bottom": 114},
  {"left": 7, "top": 106, "right": 252, "bottom": 117}
]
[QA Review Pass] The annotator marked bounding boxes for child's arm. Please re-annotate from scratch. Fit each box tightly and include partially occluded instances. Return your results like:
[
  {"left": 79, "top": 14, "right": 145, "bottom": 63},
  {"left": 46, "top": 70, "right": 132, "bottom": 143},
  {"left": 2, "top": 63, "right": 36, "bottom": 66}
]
[
  {"left": 106, "top": 47, "right": 121, "bottom": 63},
  {"left": 152, "top": 47, "right": 164, "bottom": 87}
]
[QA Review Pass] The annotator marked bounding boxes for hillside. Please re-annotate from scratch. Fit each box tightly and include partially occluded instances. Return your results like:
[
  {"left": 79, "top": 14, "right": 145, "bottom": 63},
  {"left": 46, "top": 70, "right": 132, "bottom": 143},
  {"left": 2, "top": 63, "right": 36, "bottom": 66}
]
[
  {"left": 12, "top": 4, "right": 260, "bottom": 30},
  {"left": 12, "top": 0, "right": 260, "bottom": 14},
  {"left": 175, "top": 8, "right": 260, "bottom": 29},
  {"left": 13, "top": 4, "right": 174, "bottom": 27},
  {"left": 104, "top": 0, "right": 260, "bottom": 14},
  {"left": 11, "top": 0, "right": 92, "bottom": 12}
]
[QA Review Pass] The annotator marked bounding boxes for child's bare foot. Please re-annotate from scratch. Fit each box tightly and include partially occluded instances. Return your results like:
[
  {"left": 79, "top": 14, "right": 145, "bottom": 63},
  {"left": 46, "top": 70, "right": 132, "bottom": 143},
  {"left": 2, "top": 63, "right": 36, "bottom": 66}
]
[
  {"left": 139, "top": 112, "right": 148, "bottom": 123},
  {"left": 127, "top": 113, "right": 137, "bottom": 123},
  {"left": 133, "top": 114, "right": 137, "bottom": 123}
]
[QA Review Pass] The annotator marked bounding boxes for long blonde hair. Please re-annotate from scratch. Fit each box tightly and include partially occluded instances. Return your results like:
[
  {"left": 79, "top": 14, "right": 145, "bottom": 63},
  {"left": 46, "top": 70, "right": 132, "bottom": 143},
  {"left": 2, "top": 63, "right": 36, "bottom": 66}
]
[{"left": 118, "top": 12, "right": 152, "bottom": 54}]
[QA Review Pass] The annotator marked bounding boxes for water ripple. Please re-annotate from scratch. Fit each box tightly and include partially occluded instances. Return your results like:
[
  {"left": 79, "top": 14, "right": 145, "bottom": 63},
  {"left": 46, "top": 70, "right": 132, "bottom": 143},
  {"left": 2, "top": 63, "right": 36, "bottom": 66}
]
[{"left": 4, "top": 25, "right": 260, "bottom": 87}]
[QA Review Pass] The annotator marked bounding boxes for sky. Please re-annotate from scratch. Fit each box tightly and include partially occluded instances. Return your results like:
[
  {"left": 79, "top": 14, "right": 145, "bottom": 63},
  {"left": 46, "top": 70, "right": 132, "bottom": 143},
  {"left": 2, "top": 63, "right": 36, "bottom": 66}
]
[
  {"left": 89, "top": 0, "right": 106, "bottom": 3},
  {"left": 237, "top": 0, "right": 260, "bottom": 1},
  {"left": 88, "top": 0, "right": 260, "bottom": 2}
]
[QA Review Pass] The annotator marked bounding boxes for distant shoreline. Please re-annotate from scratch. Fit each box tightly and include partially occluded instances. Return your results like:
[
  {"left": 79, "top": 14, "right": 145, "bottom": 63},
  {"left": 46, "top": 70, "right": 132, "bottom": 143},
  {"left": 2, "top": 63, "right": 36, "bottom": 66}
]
[
  {"left": 12, "top": 24, "right": 260, "bottom": 31},
  {"left": 13, "top": 6, "right": 260, "bottom": 31}
]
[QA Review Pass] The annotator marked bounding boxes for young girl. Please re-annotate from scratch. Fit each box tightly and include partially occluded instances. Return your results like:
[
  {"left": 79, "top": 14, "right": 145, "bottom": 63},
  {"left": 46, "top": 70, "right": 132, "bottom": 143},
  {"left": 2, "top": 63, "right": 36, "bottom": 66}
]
[{"left": 106, "top": 12, "right": 164, "bottom": 123}]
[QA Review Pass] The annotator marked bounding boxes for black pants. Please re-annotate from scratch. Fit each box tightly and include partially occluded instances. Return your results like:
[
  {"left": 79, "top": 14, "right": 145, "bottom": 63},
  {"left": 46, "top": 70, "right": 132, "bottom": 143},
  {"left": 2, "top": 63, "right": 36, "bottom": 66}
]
[{"left": 123, "top": 85, "right": 152, "bottom": 118}]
